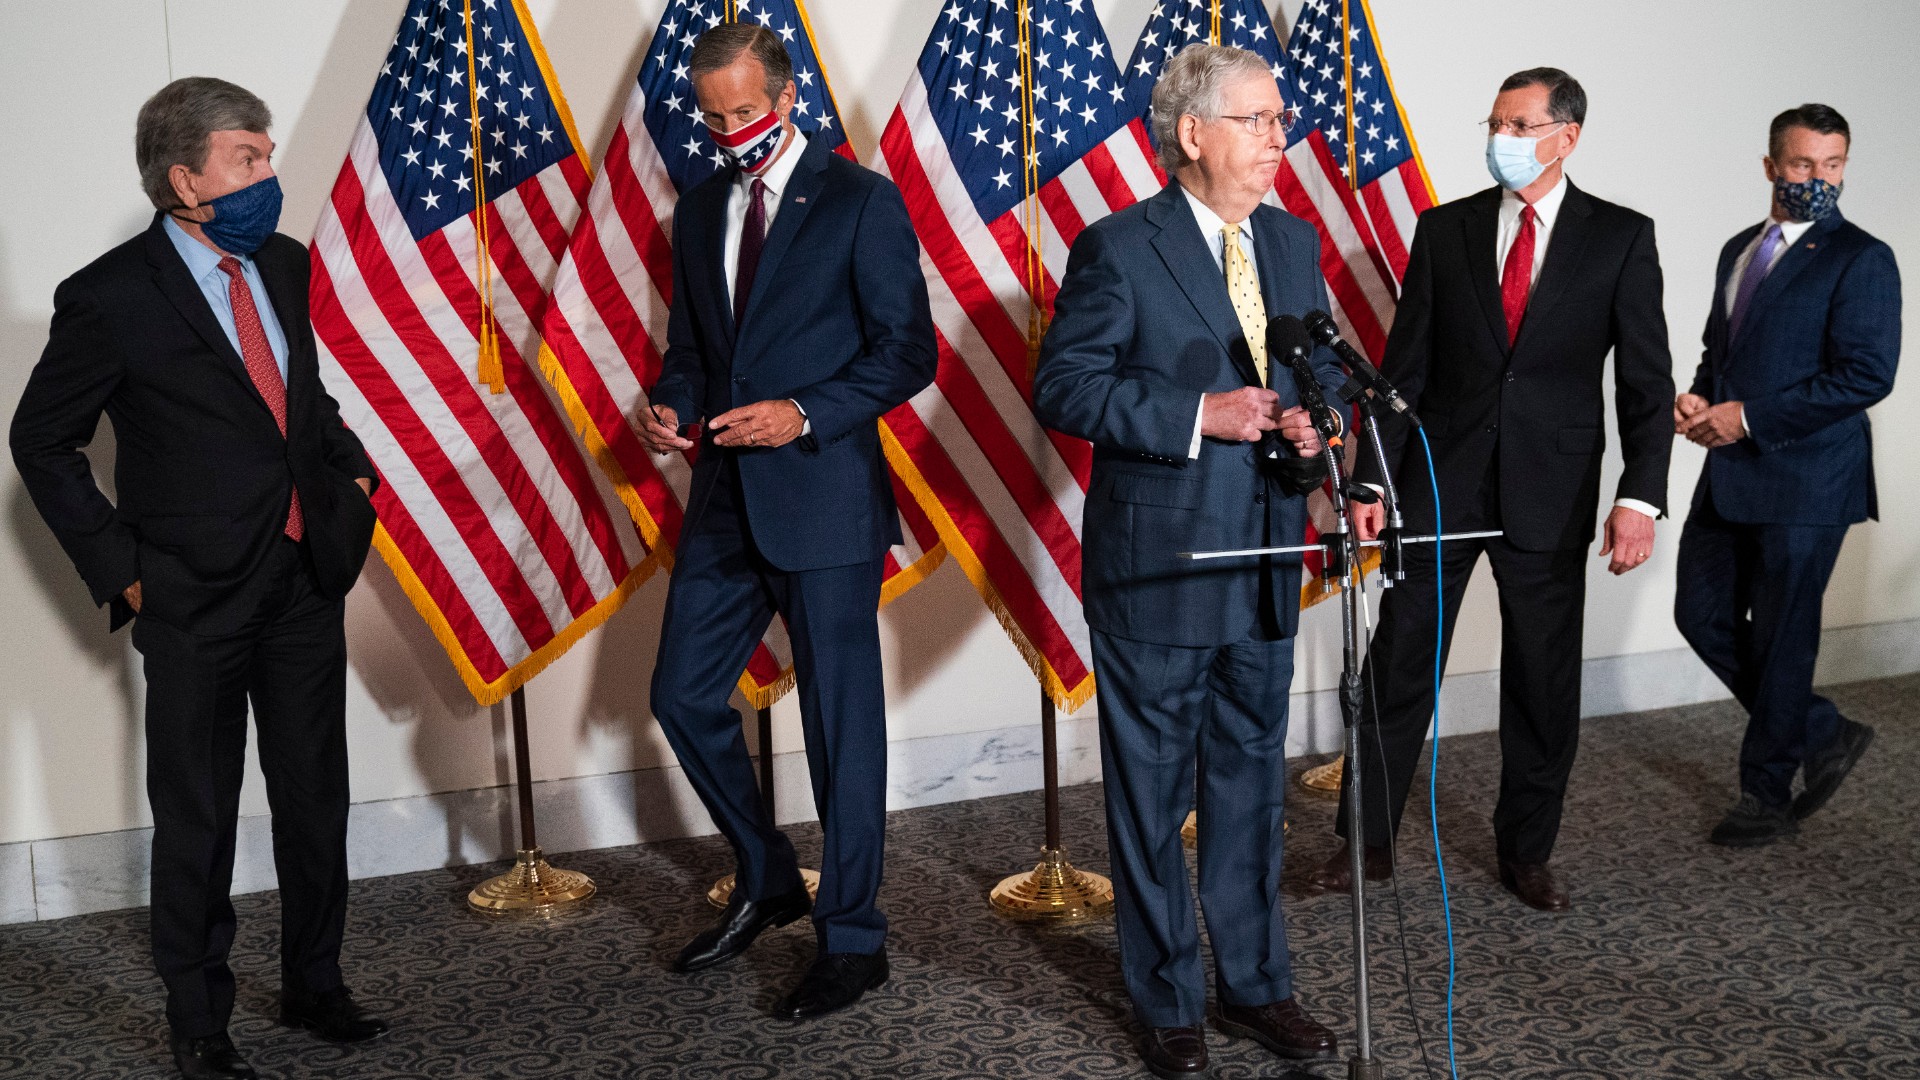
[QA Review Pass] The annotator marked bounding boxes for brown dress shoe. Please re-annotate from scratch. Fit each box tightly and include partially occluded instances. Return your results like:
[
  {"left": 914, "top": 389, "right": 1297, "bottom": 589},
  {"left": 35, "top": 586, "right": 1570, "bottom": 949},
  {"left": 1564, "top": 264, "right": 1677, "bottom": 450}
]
[
  {"left": 1140, "top": 1025, "right": 1209, "bottom": 1078},
  {"left": 1216, "top": 997, "right": 1337, "bottom": 1060},
  {"left": 1307, "top": 843, "right": 1392, "bottom": 893},
  {"left": 1499, "top": 859, "right": 1570, "bottom": 912}
]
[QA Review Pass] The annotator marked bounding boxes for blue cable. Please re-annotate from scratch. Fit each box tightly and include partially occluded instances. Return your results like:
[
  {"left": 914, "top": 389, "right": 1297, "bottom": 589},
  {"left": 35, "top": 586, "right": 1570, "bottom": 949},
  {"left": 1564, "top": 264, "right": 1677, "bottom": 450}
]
[{"left": 1415, "top": 426, "right": 1461, "bottom": 1080}]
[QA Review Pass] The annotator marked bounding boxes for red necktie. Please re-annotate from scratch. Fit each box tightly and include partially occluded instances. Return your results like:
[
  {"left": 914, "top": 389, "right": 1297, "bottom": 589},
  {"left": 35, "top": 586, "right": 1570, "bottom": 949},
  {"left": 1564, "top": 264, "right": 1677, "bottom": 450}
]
[
  {"left": 733, "top": 177, "right": 768, "bottom": 327},
  {"left": 1500, "top": 204, "right": 1537, "bottom": 347},
  {"left": 217, "top": 257, "right": 304, "bottom": 541}
]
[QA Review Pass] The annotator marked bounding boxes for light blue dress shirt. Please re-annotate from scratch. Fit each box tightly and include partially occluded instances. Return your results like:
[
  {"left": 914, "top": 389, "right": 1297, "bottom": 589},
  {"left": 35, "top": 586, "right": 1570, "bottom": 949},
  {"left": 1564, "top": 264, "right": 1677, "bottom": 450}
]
[{"left": 163, "top": 216, "right": 290, "bottom": 382}]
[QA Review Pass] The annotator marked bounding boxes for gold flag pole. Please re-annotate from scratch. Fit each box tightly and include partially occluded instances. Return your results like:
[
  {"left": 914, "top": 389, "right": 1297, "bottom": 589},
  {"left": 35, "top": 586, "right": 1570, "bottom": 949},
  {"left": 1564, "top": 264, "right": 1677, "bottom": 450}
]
[
  {"left": 706, "top": 706, "right": 822, "bottom": 907},
  {"left": 468, "top": 689, "right": 596, "bottom": 914},
  {"left": 990, "top": 690, "right": 1114, "bottom": 920}
]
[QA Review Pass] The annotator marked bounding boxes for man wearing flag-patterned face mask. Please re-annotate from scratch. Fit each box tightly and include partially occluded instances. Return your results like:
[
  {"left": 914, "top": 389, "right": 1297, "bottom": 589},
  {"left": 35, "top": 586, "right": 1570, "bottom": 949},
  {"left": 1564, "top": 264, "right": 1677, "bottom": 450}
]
[{"left": 638, "top": 23, "right": 935, "bottom": 1022}]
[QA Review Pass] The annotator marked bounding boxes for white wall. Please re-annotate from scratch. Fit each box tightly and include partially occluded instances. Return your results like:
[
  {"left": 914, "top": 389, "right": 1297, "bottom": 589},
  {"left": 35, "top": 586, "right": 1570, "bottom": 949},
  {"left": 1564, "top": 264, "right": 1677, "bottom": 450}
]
[{"left": 3, "top": 0, "right": 1915, "bottom": 847}]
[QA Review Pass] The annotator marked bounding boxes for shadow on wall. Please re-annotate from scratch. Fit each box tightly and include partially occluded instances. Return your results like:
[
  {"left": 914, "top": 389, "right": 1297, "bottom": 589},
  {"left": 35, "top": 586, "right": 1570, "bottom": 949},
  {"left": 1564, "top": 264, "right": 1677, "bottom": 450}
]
[{"left": 544, "top": 0, "right": 654, "bottom": 156}]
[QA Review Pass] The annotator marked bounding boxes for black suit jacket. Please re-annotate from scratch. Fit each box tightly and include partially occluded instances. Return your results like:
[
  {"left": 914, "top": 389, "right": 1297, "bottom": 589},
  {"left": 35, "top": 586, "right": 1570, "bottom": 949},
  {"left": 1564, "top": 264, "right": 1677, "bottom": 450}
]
[
  {"left": 1355, "top": 181, "right": 1675, "bottom": 551},
  {"left": 10, "top": 214, "right": 377, "bottom": 634}
]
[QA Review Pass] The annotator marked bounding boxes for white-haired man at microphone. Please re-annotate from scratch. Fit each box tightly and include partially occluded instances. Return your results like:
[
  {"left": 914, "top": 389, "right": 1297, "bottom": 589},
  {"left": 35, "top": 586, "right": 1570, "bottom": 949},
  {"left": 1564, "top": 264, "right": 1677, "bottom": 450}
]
[{"left": 1033, "top": 42, "right": 1354, "bottom": 1080}]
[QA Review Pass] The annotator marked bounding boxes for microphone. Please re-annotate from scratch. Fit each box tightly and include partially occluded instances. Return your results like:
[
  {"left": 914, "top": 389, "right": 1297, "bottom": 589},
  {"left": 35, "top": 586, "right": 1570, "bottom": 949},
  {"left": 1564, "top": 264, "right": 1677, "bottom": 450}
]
[
  {"left": 1267, "top": 314, "right": 1340, "bottom": 446},
  {"left": 1255, "top": 314, "right": 1330, "bottom": 496},
  {"left": 1303, "top": 309, "right": 1419, "bottom": 426}
]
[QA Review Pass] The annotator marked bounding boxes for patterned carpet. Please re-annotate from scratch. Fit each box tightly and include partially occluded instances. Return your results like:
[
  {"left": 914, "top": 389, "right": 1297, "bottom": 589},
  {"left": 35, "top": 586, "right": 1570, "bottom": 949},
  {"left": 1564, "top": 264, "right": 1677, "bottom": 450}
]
[{"left": 3, "top": 675, "right": 1917, "bottom": 1079}]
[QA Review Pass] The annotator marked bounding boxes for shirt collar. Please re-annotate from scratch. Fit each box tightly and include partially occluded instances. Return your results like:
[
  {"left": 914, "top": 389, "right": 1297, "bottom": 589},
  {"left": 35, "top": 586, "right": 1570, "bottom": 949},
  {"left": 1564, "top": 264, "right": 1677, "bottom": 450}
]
[
  {"left": 1763, "top": 214, "right": 1819, "bottom": 246},
  {"left": 1179, "top": 185, "right": 1246, "bottom": 252},
  {"left": 1502, "top": 172, "right": 1568, "bottom": 230},
  {"left": 740, "top": 127, "right": 809, "bottom": 198},
  {"left": 162, "top": 214, "right": 243, "bottom": 283}
]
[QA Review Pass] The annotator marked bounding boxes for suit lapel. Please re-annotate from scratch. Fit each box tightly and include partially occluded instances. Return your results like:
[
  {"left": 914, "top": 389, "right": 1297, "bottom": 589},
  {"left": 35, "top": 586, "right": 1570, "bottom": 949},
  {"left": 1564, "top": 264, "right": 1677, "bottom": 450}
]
[
  {"left": 737, "top": 136, "right": 828, "bottom": 341},
  {"left": 143, "top": 217, "right": 274, "bottom": 421},
  {"left": 257, "top": 243, "right": 315, "bottom": 417},
  {"left": 1732, "top": 212, "right": 1842, "bottom": 351},
  {"left": 1511, "top": 181, "right": 1593, "bottom": 352},
  {"left": 1708, "top": 223, "right": 1761, "bottom": 359},
  {"left": 1147, "top": 183, "right": 1262, "bottom": 388},
  {"left": 1460, "top": 189, "right": 1510, "bottom": 354}
]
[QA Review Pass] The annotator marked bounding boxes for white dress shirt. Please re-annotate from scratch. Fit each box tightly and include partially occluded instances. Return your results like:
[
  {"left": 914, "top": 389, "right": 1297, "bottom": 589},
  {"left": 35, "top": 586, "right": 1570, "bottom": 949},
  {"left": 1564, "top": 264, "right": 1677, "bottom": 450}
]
[
  {"left": 1497, "top": 177, "right": 1658, "bottom": 523},
  {"left": 1715, "top": 215, "right": 1815, "bottom": 444},
  {"left": 721, "top": 126, "right": 811, "bottom": 433}
]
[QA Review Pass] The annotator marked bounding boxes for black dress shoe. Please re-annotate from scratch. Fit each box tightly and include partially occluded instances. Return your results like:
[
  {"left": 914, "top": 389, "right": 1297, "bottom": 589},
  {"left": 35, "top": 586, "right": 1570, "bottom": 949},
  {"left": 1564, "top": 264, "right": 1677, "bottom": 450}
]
[
  {"left": 1216, "top": 997, "right": 1337, "bottom": 1061},
  {"left": 1141, "top": 1025, "right": 1209, "bottom": 1078},
  {"left": 674, "top": 884, "right": 813, "bottom": 973},
  {"left": 1795, "top": 719, "right": 1875, "bottom": 820},
  {"left": 1710, "top": 792, "right": 1798, "bottom": 847},
  {"left": 1498, "top": 859, "right": 1571, "bottom": 912},
  {"left": 772, "top": 949, "right": 889, "bottom": 1020},
  {"left": 1307, "top": 843, "right": 1392, "bottom": 893},
  {"left": 280, "top": 986, "right": 391, "bottom": 1043},
  {"left": 170, "top": 1032, "right": 258, "bottom": 1079}
]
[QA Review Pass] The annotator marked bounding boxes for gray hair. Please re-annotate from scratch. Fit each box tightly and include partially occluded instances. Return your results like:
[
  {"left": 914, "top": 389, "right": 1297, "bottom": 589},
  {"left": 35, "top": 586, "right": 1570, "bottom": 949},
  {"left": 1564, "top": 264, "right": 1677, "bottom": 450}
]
[
  {"left": 688, "top": 23, "right": 795, "bottom": 106},
  {"left": 1149, "top": 44, "right": 1275, "bottom": 173},
  {"left": 135, "top": 77, "right": 272, "bottom": 211}
]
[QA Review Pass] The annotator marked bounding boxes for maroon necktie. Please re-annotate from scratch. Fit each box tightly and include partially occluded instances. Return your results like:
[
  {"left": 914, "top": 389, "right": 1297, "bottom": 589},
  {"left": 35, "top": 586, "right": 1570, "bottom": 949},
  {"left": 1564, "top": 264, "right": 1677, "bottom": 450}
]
[
  {"left": 1500, "top": 205, "right": 1537, "bottom": 347},
  {"left": 217, "top": 257, "right": 304, "bottom": 541},
  {"left": 733, "top": 177, "right": 768, "bottom": 326}
]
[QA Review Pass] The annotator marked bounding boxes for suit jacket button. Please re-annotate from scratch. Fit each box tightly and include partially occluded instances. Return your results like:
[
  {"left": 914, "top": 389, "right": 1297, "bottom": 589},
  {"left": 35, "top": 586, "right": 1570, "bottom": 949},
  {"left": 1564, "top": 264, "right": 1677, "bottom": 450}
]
[
  {"left": 1253, "top": 491, "right": 1267, "bottom": 505},
  {"left": 1486, "top": 423, "right": 1498, "bottom": 433}
]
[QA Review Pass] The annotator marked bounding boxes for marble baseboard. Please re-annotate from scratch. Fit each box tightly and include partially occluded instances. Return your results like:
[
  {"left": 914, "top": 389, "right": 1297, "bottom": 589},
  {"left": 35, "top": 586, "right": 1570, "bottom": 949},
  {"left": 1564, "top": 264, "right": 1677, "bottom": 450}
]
[{"left": 7, "top": 616, "right": 1914, "bottom": 924}]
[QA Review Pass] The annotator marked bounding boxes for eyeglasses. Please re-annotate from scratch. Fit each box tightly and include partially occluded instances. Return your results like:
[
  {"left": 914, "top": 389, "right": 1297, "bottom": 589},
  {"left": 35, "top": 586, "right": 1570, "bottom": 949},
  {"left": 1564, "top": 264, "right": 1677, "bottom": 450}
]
[
  {"left": 1218, "top": 108, "right": 1299, "bottom": 136},
  {"left": 1480, "top": 118, "right": 1568, "bottom": 139}
]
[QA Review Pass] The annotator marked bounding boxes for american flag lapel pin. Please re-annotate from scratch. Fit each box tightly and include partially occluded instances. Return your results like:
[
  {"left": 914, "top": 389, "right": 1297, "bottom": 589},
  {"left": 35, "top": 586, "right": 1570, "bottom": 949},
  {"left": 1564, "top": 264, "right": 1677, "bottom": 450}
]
[{"left": 795, "top": 196, "right": 808, "bottom": 204}]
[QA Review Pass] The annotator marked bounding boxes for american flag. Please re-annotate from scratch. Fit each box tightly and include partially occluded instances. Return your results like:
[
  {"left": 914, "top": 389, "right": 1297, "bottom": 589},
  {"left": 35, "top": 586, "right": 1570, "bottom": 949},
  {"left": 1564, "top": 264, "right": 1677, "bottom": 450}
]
[
  {"left": 538, "top": 0, "right": 944, "bottom": 708},
  {"left": 874, "top": 0, "right": 1159, "bottom": 712},
  {"left": 310, "top": 0, "right": 649, "bottom": 705},
  {"left": 1122, "top": 0, "right": 1433, "bottom": 599}
]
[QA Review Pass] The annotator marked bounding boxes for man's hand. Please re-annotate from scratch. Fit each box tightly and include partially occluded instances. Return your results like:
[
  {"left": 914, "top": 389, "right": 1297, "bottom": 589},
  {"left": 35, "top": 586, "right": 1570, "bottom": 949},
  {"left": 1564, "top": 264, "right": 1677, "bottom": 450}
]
[
  {"left": 1352, "top": 500, "right": 1385, "bottom": 542},
  {"left": 123, "top": 581, "right": 143, "bottom": 613},
  {"left": 1678, "top": 400, "right": 1745, "bottom": 449},
  {"left": 1673, "top": 392, "right": 1709, "bottom": 431},
  {"left": 1597, "top": 505, "right": 1655, "bottom": 576},
  {"left": 1277, "top": 405, "right": 1323, "bottom": 458},
  {"left": 639, "top": 404, "right": 696, "bottom": 453},
  {"left": 1201, "top": 387, "right": 1281, "bottom": 443},
  {"left": 712, "top": 400, "right": 806, "bottom": 449}
]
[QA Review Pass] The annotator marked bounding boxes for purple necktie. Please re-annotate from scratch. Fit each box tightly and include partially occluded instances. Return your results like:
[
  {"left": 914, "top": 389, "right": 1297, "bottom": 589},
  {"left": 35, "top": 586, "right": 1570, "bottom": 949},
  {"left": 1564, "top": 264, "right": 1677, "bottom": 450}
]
[
  {"left": 733, "top": 177, "right": 768, "bottom": 326},
  {"left": 1728, "top": 223, "right": 1785, "bottom": 338}
]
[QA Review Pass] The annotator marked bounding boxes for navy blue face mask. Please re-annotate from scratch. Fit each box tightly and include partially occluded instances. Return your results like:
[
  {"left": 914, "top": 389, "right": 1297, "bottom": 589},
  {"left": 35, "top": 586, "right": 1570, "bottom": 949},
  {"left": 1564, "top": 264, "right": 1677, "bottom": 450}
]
[
  {"left": 1772, "top": 175, "right": 1842, "bottom": 223},
  {"left": 174, "top": 175, "right": 283, "bottom": 255}
]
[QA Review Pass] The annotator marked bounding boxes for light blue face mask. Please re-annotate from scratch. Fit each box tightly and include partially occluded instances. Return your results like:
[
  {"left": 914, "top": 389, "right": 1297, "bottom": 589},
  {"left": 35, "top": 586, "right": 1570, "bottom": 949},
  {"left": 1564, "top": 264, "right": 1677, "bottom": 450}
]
[{"left": 1485, "top": 124, "right": 1565, "bottom": 191}]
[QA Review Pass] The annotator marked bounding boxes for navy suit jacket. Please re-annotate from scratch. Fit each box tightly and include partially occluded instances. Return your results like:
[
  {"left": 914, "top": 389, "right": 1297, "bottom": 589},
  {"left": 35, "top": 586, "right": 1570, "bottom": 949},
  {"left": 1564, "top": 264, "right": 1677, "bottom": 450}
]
[
  {"left": 1033, "top": 182, "right": 1347, "bottom": 648},
  {"left": 10, "top": 215, "right": 377, "bottom": 634},
  {"left": 651, "top": 135, "right": 936, "bottom": 571},
  {"left": 1690, "top": 211, "right": 1901, "bottom": 526}
]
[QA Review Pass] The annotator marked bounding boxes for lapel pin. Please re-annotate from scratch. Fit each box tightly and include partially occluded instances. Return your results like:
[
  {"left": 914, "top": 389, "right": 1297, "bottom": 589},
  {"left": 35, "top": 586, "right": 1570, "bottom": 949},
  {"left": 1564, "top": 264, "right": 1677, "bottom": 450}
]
[{"left": 795, "top": 196, "right": 808, "bottom": 204}]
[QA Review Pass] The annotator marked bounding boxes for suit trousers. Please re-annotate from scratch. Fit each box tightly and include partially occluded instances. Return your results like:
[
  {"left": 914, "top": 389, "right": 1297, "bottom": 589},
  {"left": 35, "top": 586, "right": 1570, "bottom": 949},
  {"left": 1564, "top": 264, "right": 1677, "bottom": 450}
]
[
  {"left": 649, "top": 454, "right": 888, "bottom": 955},
  {"left": 1091, "top": 626, "right": 1296, "bottom": 1029},
  {"left": 130, "top": 538, "right": 350, "bottom": 1038},
  {"left": 1336, "top": 527, "right": 1588, "bottom": 865},
  {"left": 1674, "top": 490, "right": 1849, "bottom": 807}
]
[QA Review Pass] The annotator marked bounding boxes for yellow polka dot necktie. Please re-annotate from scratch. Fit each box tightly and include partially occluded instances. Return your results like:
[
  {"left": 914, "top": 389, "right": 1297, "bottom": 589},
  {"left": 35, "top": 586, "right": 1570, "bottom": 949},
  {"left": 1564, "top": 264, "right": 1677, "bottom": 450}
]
[{"left": 1221, "top": 223, "right": 1267, "bottom": 385}]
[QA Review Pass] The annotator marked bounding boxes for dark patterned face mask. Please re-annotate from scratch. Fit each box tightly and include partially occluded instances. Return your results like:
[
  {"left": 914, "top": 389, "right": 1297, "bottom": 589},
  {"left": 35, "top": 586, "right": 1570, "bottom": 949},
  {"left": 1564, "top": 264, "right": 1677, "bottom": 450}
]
[{"left": 1773, "top": 175, "right": 1842, "bottom": 222}]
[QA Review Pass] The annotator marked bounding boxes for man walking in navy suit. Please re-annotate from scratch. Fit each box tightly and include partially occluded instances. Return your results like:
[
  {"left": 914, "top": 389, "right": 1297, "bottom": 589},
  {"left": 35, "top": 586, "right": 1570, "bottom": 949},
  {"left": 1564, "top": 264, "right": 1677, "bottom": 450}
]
[
  {"left": 1034, "top": 44, "right": 1348, "bottom": 1078},
  {"left": 638, "top": 24, "right": 935, "bottom": 1018},
  {"left": 1675, "top": 104, "right": 1901, "bottom": 847}
]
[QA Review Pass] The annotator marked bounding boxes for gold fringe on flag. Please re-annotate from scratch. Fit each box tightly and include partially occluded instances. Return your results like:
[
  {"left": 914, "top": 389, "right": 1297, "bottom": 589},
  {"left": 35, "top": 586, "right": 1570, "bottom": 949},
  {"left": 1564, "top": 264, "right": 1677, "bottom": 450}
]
[{"left": 463, "top": 0, "right": 505, "bottom": 393}]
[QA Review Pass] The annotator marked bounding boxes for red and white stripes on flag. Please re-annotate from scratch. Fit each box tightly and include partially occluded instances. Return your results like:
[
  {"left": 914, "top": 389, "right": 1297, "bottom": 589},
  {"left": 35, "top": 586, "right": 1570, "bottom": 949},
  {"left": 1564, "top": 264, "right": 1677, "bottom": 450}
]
[
  {"left": 537, "top": 0, "right": 944, "bottom": 709},
  {"left": 311, "top": 0, "right": 649, "bottom": 705}
]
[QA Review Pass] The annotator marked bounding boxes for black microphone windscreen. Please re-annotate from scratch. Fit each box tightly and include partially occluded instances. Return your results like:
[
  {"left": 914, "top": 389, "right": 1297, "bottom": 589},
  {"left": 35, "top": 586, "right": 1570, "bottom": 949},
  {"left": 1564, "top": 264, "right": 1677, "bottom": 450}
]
[
  {"left": 1265, "top": 314, "right": 1314, "bottom": 374},
  {"left": 1303, "top": 309, "right": 1340, "bottom": 346}
]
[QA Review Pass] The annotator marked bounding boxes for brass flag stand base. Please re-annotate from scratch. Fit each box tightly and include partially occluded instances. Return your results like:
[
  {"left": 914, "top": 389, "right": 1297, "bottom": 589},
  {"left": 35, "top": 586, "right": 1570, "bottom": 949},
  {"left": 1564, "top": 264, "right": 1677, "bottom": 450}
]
[
  {"left": 468, "top": 690, "right": 594, "bottom": 917},
  {"left": 1181, "top": 810, "right": 1198, "bottom": 848},
  {"left": 990, "top": 692, "right": 1114, "bottom": 923},
  {"left": 704, "top": 706, "right": 820, "bottom": 909},
  {"left": 469, "top": 846, "right": 596, "bottom": 915},
  {"left": 990, "top": 847, "right": 1114, "bottom": 922},
  {"left": 1298, "top": 754, "right": 1344, "bottom": 796},
  {"left": 708, "top": 868, "right": 821, "bottom": 909}
]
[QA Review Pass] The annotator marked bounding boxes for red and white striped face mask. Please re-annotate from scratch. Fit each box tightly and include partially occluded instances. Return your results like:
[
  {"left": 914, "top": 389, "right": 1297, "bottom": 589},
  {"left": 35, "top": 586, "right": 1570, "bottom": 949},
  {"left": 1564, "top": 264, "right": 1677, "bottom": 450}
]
[{"left": 706, "top": 111, "right": 784, "bottom": 175}]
